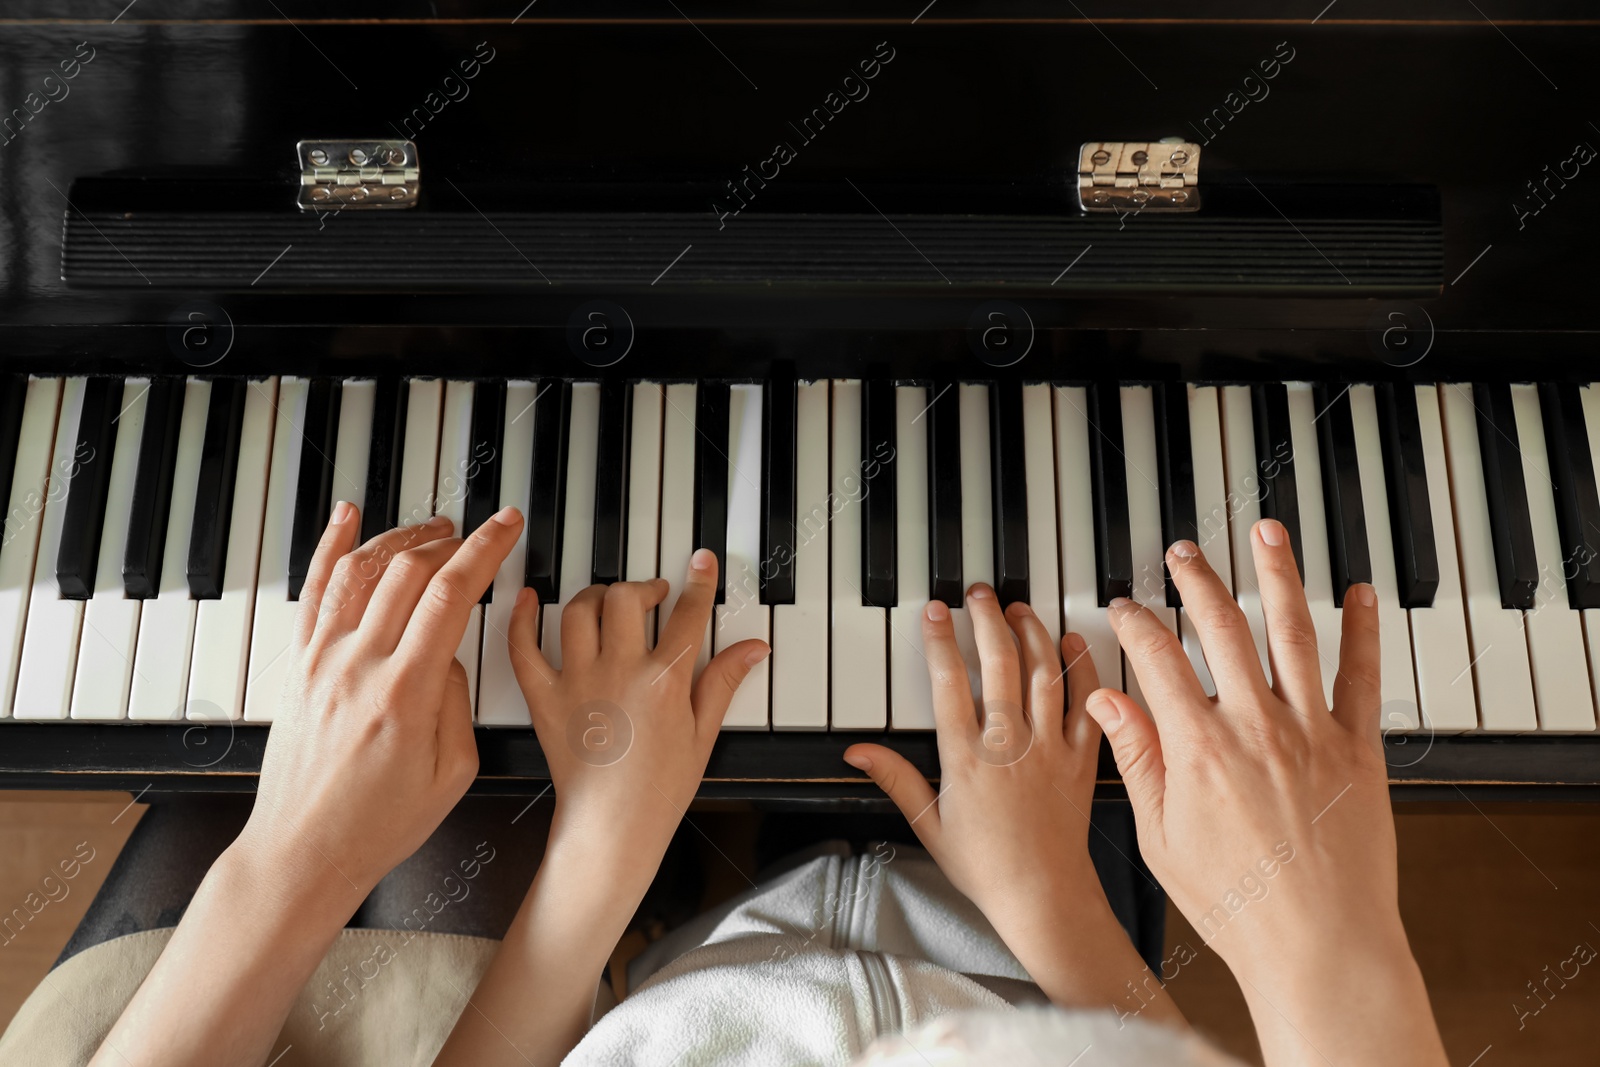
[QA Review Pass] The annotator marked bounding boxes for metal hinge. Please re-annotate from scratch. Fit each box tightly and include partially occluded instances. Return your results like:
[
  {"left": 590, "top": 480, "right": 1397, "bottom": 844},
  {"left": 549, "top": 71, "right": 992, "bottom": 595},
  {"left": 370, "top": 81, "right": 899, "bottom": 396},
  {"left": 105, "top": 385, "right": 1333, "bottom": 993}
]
[
  {"left": 1076, "top": 140, "right": 1200, "bottom": 213},
  {"left": 297, "top": 139, "right": 419, "bottom": 211}
]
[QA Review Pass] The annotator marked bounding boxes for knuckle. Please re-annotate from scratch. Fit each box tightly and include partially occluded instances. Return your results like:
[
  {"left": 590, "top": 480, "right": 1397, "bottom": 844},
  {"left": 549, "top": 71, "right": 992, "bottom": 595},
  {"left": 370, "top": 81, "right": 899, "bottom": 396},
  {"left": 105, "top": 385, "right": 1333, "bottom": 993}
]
[
  {"left": 1340, "top": 662, "right": 1382, "bottom": 694},
  {"left": 1197, "top": 602, "right": 1247, "bottom": 637},
  {"left": 422, "top": 575, "right": 463, "bottom": 615},
  {"left": 1128, "top": 624, "right": 1179, "bottom": 661}
]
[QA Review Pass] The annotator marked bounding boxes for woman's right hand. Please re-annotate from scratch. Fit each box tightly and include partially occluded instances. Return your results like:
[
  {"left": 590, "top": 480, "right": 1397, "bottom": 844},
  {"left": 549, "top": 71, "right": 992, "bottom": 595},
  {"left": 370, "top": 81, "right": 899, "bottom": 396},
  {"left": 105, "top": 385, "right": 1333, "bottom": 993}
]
[{"left": 1092, "top": 519, "right": 1447, "bottom": 1065}]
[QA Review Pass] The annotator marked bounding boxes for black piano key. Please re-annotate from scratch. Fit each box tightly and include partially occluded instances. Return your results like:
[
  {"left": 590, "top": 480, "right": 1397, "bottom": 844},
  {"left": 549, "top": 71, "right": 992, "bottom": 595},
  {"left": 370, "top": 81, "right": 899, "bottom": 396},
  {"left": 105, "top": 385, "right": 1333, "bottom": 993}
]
[
  {"left": 56, "top": 377, "right": 123, "bottom": 600},
  {"left": 1473, "top": 382, "right": 1540, "bottom": 610},
  {"left": 989, "top": 381, "right": 1029, "bottom": 608},
  {"left": 464, "top": 380, "right": 506, "bottom": 604},
  {"left": 590, "top": 378, "right": 631, "bottom": 586},
  {"left": 926, "top": 380, "right": 963, "bottom": 605},
  {"left": 761, "top": 374, "right": 798, "bottom": 605},
  {"left": 693, "top": 382, "right": 731, "bottom": 604},
  {"left": 0, "top": 375, "right": 28, "bottom": 560},
  {"left": 1537, "top": 382, "right": 1600, "bottom": 609},
  {"left": 186, "top": 380, "right": 246, "bottom": 600},
  {"left": 1251, "top": 383, "right": 1303, "bottom": 581},
  {"left": 122, "top": 377, "right": 185, "bottom": 599},
  {"left": 286, "top": 378, "right": 341, "bottom": 602},
  {"left": 1314, "top": 383, "right": 1371, "bottom": 607},
  {"left": 1375, "top": 384, "right": 1440, "bottom": 608},
  {"left": 1153, "top": 382, "right": 1196, "bottom": 608},
  {"left": 525, "top": 379, "right": 571, "bottom": 603},
  {"left": 360, "top": 377, "right": 407, "bottom": 542},
  {"left": 1088, "top": 381, "right": 1133, "bottom": 605},
  {"left": 861, "top": 378, "right": 898, "bottom": 608}
]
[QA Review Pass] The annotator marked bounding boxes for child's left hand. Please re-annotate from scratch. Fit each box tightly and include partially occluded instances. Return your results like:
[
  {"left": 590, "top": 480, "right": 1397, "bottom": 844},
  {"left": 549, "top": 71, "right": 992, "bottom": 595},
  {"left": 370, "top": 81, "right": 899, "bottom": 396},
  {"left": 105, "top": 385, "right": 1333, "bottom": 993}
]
[{"left": 509, "top": 548, "right": 769, "bottom": 879}]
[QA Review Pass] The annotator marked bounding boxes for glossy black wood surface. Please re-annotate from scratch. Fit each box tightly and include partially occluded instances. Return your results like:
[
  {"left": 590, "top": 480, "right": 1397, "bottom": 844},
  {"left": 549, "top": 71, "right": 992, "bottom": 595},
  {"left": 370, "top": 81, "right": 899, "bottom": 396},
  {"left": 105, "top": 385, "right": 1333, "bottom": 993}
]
[
  {"left": 0, "top": 4, "right": 1592, "bottom": 382},
  {"left": 3, "top": 5, "right": 1599, "bottom": 797}
]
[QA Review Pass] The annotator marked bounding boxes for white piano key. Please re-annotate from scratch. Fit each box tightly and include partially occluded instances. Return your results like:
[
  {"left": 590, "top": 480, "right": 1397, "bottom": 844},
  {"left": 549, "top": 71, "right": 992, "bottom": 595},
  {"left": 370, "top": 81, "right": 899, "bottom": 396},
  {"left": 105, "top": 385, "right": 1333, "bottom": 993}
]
[
  {"left": 626, "top": 383, "right": 664, "bottom": 648},
  {"left": 1405, "top": 386, "right": 1478, "bottom": 733},
  {"left": 397, "top": 379, "right": 442, "bottom": 526},
  {"left": 13, "top": 378, "right": 89, "bottom": 720},
  {"left": 1183, "top": 385, "right": 1231, "bottom": 695},
  {"left": 714, "top": 383, "right": 770, "bottom": 729},
  {"left": 1510, "top": 384, "right": 1596, "bottom": 732},
  {"left": 658, "top": 383, "right": 710, "bottom": 674},
  {"left": 774, "top": 380, "right": 831, "bottom": 730},
  {"left": 1348, "top": 385, "right": 1420, "bottom": 731},
  {"left": 1578, "top": 384, "right": 1600, "bottom": 730},
  {"left": 243, "top": 378, "right": 309, "bottom": 723},
  {"left": 1219, "top": 386, "right": 1272, "bottom": 682},
  {"left": 130, "top": 378, "right": 209, "bottom": 721},
  {"left": 71, "top": 379, "right": 150, "bottom": 720},
  {"left": 830, "top": 380, "right": 888, "bottom": 729},
  {"left": 888, "top": 385, "right": 934, "bottom": 731},
  {"left": 1437, "top": 384, "right": 1537, "bottom": 732},
  {"left": 436, "top": 382, "right": 481, "bottom": 713},
  {"left": 478, "top": 381, "right": 537, "bottom": 726},
  {"left": 328, "top": 379, "right": 374, "bottom": 517},
  {"left": 1120, "top": 385, "right": 1178, "bottom": 712},
  {"left": 188, "top": 379, "right": 276, "bottom": 721},
  {"left": 0, "top": 377, "right": 63, "bottom": 717},
  {"left": 1055, "top": 386, "right": 1122, "bottom": 693},
  {"left": 1022, "top": 383, "right": 1062, "bottom": 642},
  {"left": 1285, "top": 382, "right": 1344, "bottom": 704},
  {"left": 950, "top": 383, "right": 993, "bottom": 701},
  {"left": 541, "top": 383, "right": 601, "bottom": 671}
]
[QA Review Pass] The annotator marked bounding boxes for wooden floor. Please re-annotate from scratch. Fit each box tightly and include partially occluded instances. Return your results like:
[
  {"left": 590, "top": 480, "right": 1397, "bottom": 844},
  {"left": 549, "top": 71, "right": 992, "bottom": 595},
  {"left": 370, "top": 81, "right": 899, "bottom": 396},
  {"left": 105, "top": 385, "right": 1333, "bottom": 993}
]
[{"left": 1, "top": 795, "right": 1597, "bottom": 1065}]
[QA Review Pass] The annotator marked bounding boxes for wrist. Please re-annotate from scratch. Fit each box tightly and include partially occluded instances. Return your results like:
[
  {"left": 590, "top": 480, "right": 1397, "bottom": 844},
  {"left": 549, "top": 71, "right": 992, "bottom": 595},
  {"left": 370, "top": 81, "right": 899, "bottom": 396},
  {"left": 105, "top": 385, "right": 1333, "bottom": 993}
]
[{"left": 219, "top": 833, "right": 367, "bottom": 931}]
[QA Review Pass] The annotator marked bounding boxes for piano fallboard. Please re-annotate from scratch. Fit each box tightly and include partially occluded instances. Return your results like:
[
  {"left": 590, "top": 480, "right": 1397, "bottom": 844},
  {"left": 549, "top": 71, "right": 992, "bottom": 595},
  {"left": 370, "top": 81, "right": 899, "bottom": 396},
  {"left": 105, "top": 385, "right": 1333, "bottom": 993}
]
[{"left": 2, "top": 725, "right": 1596, "bottom": 804}]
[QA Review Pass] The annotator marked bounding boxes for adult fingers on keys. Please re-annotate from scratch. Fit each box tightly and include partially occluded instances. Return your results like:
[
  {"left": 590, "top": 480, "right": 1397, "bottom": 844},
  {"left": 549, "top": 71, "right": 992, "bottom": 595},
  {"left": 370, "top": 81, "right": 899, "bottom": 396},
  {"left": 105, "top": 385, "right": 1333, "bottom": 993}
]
[
  {"left": 1107, "top": 596, "right": 1210, "bottom": 720},
  {"left": 358, "top": 537, "right": 465, "bottom": 652},
  {"left": 1163, "top": 538, "right": 1272, "bottom": 703},
  {"left": 395, "top": 506, "right": 525, "bottom": 680},
  {"left": 316, "top": 515, "right": 456, "bottom": 638},
  {"left": 294, "top": 499, "right": 359, "bottom": 648},
  {"left": 1250, "top": 518, "right": 1329, "bottom": 716}
]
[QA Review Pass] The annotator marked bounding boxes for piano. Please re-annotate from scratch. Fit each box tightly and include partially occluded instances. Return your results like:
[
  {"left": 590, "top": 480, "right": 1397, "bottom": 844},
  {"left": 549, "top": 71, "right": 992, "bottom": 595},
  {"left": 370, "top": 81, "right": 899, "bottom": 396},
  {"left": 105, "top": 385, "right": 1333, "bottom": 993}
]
[{"left": 1, "top": 1, "right": 1597, "bottom": 802}]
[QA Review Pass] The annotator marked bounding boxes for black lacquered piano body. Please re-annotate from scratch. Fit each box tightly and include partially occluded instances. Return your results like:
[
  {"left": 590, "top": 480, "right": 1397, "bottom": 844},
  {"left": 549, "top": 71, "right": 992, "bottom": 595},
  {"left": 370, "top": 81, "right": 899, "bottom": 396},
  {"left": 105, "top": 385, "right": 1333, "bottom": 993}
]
[{"left": 1, "top": 2, "right": 1598, "bottom": 802}]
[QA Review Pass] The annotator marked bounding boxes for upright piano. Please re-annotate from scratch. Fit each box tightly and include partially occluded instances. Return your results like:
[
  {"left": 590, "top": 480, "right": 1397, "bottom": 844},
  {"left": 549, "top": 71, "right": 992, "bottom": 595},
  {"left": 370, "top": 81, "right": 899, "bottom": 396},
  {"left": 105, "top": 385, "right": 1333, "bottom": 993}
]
[{"left": 1, "top": 1, "right": 1597, "bottom": 801}]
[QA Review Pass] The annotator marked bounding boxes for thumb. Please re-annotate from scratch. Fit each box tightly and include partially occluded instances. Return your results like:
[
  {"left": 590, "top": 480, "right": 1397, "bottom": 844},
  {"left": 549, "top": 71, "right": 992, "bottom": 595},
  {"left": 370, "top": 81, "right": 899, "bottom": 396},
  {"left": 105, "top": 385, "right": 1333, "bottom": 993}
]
[
  {"left": 508, "top": 585, "right": 556, "bottom": 698},
  {"left": 691, "top": 639, "right": 769, "bottom": 730},
  {"left": 843, "top": 744, "right": 940, "bottom": 847},
  {"left": 1085, "top": 687, "right": 1166, "bottom": 831}
]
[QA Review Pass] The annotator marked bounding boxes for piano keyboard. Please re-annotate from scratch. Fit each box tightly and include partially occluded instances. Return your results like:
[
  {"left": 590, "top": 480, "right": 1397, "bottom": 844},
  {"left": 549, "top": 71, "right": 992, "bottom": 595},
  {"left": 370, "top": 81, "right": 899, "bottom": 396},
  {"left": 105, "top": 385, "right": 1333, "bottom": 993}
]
[{"left": 1, "top": 374, "right": 1598, "bottom": 738}]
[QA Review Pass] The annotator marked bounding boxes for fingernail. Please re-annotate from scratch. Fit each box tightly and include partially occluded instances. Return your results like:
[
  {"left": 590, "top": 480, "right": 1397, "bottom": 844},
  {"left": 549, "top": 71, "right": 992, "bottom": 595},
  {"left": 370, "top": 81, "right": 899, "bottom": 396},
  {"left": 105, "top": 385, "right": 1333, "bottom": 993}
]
[
  {"left": 1353, "top": 583, "right": 1376, "bottom": 607},
  {"left": 1109, "top": 596, "right": 1132, "bottom": 610},
  {"left": 744, "top": 645, "right": 770, "bottom": 667},
  {"left": 691, "top": 548, "right": 716, "bottom": 571},
  {"left": 1168, "top": 539, "right": 1198, "bottom": 560},
  {"left": 515, "top": 586, "right": 532, "bottom": 608},
  {"left": 1258, "top": 519, "right": 1285, "bottom": 547},
  {"left": 1064, "top": 632, "right": 1087, "bottom": 655},
  {"left": 968, "top": 584, "right": 992, "bottom": 600},
  {"left": 1087, "top": 691, "right": 1121, "bottom": 729},
  {"left": 491, "top": 505, "right": 521, "bottom": 526},
  {"left": 843, "top": 751, "right": 873, "bottom": 772},
  {"left": 925, "top": 599, "right": 950, "bottom": 622},
  {"left": 332, "top": 500, "right": 354, "bottom": 525},
  {"left": 425, "top": 514, "right": 453, "bottom": 529},
  {"left": 1008, "top": 600, "right": 1033, "bottom": 617}
]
